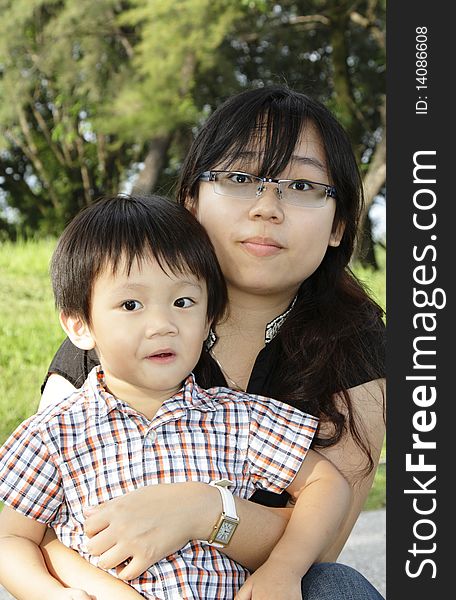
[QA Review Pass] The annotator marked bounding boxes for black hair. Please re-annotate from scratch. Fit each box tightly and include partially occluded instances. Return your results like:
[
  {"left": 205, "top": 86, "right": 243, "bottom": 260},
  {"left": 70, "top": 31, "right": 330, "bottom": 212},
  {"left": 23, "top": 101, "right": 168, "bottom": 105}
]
[
  {"left": 51, "top": 194, "right": 228, "bottom": 327},
  {"left": 177, "top": 85, "right": 385, "bottom": 476}
]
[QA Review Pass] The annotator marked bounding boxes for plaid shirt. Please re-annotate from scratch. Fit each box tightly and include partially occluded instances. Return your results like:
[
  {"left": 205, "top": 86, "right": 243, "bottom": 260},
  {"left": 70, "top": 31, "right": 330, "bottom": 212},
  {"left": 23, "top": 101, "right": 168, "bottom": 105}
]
[{"left": 0, "top": 367, "right": 318, "bottom": 599}]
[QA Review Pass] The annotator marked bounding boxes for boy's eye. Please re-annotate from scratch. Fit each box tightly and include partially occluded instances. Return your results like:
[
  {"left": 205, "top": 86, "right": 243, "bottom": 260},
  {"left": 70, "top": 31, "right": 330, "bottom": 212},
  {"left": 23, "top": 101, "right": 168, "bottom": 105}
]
[
  {"left": 174, "top": 297, "right": 195, "bottom": 308},
  {"left": 122, "top": 300, "right": 143, "bottom": 311}
]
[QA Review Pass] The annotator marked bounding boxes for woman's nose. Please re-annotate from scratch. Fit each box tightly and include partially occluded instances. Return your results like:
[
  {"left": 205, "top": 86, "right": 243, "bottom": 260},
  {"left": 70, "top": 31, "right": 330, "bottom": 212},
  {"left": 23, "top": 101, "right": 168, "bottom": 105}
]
[{"left": 248, "top": 183, "right": 285, "bottom": 223}]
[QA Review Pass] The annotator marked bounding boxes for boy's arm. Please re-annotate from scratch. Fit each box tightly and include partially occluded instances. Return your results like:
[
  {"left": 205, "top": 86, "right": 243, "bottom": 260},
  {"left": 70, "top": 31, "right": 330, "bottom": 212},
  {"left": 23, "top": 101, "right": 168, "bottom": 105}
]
[
  {"left": 0, "top": 505, "right": 83, "bottom": 600},
  {"left": 0, "top": 506, "right": 143, "bottom": 600},
  {"left": 41, "top": 529, "right": 145, "bottom": 599},
  {"left": 235, "top": 450, "right": 351, "bottom": 600}
]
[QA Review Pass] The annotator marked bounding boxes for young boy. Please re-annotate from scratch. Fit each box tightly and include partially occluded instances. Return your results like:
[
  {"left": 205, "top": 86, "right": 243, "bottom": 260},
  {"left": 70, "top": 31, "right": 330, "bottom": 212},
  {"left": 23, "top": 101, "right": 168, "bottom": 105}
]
[{"left": 0, "top": 195, "right": 350, "bottom": 600}]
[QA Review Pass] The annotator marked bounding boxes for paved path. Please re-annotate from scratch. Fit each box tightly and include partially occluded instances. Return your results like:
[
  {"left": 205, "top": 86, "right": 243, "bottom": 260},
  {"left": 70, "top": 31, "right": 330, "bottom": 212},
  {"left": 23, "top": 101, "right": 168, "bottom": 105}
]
[
  {"left": 0, "top": 585, "right": 12, "bottom": 600},
  {"left": 0, "top": 509, "right": 386, "bottom": 599},
  {"left": 338, "top": 508, "right": 386, "bottom": 598}
]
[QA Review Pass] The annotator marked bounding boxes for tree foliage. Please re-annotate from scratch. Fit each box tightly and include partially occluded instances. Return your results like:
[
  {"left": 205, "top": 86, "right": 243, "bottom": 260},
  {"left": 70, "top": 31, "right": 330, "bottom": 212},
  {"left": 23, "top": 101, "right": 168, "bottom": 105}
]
[
  {"left": 0, "top": 0, "right": 385, "bottom": 248},
  {"left": 0, "top": 0, "right": 136, "bottom": 232}
]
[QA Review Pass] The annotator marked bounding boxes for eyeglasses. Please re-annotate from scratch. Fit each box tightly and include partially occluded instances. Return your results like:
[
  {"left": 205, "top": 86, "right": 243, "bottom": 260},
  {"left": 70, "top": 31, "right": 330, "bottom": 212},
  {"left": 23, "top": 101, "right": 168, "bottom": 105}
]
[{"left": 199, "top": 170, "right": 336, "bottom": 208}]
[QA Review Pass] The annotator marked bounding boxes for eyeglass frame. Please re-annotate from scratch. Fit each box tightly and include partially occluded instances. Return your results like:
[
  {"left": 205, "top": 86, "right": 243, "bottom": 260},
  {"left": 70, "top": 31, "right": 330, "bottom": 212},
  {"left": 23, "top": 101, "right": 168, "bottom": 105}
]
[{"left": 198, "top": 170, "right": 337, "bottom": 206}]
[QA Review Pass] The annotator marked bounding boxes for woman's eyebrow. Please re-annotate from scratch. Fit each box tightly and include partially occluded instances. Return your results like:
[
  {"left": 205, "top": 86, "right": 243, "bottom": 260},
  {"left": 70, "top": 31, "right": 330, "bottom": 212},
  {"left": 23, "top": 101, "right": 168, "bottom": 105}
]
[
  {"left": 290, "top": 155, "right": 327, "bottom": 173},
  {"left": 232, "top": 151, "right": 327, "bottom": 174}
]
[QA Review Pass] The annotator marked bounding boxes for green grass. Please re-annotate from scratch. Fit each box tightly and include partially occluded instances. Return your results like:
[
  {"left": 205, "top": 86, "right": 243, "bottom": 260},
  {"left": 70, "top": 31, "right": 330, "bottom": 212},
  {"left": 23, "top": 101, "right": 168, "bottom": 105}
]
[
  {"left": 363, "top": 463, "right": 386, "bottom": 510},
  {"left": 353, "top": 245, "right": 386, "bottom": 315},
  {"left": 0, "top": 239, "right": 66, "bottom": 443},
  {"left": 353, "top": 246, "right": 386, "bottom": 510},
  {"left": 0, "top": 239, "right": 386, "bottom": 511}
]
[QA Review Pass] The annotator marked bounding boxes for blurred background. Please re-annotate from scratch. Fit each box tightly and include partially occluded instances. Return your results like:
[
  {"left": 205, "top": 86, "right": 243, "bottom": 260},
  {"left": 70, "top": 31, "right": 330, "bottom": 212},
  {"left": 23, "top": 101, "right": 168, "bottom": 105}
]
[{"left": 0, "top": 0, "right": 385, "bottom": 507}]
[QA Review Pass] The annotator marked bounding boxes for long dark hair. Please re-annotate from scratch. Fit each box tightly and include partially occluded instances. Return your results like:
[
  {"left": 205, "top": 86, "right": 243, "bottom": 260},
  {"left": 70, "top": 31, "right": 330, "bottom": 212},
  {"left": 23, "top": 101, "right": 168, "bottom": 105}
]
[{"left": 177, "top": 85, "right": 385, "bottom": 475}]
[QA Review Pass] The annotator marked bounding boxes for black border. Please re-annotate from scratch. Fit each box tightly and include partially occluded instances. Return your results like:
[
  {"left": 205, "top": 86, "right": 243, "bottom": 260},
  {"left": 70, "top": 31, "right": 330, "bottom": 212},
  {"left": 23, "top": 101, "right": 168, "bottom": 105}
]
[{"left": 387, "top": 2, "right": 453, "bottom": 596}]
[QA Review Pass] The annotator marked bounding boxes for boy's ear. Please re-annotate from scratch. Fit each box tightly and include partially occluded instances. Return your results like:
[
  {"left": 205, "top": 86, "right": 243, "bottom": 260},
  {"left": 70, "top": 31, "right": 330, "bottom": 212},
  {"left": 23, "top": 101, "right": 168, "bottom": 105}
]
[
  {"left": 329, "top": 220, "right": 346, "bottom": 247},
  {"left": 203, "top": 319, "right": 212, "bottom": 344},
  {"left": 59, "top": 312, "right": 96, "bottom": 351}
]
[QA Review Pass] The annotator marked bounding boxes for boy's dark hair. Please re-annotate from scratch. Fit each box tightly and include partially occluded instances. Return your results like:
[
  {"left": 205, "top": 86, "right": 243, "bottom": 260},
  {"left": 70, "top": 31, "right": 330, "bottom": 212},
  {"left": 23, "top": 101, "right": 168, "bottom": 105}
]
[
  {"left": 177, "top": 85, "right": 385, "bottom": 476},
  {"left": 51, "top": 194, "right": 227, "bottom": 327}
]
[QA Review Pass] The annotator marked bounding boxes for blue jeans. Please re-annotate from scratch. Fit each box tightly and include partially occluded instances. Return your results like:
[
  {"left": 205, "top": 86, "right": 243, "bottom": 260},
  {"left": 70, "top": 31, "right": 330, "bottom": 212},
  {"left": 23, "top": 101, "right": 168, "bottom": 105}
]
[{"left": 301, "top": 563, "right": 385, "bottom": 599}]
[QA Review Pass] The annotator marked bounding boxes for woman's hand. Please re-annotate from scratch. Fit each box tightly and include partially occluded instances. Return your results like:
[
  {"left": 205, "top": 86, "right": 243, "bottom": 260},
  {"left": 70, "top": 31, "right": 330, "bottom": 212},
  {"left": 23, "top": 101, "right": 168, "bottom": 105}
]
[
  {"left": 83, "top": 482, "right": 219, "bottom": 580},
  {"left": 235, "top": 559, "right": 302, "bottom": 600}
]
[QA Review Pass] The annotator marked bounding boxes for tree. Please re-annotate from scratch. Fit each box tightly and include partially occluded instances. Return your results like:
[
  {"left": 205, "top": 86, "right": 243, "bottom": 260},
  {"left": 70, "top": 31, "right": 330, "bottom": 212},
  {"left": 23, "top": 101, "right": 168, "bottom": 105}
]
[
  {"left": 128, "top": 0, "right": 387, "bottom": 266},
  {"left": 0, "top": 0, "right": 138, "bottom": 233},
  {"left": 0, "top": 0, "right": 385, "bottom": 254},
  {"left": 191, "top": 0, "right": 386, "bottom": 265}
]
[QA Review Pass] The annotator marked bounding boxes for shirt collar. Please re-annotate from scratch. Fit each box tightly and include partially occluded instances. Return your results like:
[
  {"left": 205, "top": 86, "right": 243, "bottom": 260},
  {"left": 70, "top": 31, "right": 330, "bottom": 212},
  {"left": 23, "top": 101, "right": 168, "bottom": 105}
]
[
  {"left": 159, "top": 372, "right": 219, "bottom": 414},
  {"left": 205, "top": 294, "right": 298, "bottom": 351},
  {"left": 264, "top": 295, "right": 297, "bottom": 344},
  {"left": 85, "top": 367, "right": 218, "bottom": 422}
]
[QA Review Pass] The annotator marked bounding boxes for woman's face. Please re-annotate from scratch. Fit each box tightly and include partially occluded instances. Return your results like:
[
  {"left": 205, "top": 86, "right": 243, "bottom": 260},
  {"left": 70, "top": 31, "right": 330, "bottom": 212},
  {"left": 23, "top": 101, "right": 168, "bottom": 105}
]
[{"left": 194, "top": 124, "right": 344, "bottom": 297}]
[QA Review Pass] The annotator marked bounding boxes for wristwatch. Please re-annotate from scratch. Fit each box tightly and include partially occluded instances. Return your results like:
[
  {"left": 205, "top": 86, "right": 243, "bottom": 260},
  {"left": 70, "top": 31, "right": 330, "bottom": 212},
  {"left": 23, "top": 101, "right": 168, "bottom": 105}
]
[{"left": 204, "top": 479, "right": 240, "bottom": 548}]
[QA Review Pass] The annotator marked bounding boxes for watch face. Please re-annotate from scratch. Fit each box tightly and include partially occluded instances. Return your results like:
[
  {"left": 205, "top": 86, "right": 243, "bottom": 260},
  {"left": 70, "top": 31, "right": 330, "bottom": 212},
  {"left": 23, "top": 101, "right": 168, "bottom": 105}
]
[{"left": 215, "top": 521, "right": 237, "bottom": 544}]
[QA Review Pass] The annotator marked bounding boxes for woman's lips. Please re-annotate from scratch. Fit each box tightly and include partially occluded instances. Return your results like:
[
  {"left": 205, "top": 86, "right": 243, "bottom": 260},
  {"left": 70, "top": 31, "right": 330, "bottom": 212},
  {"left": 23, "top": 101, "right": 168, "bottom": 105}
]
[{"left": 240, "top": 237, "right": 284, "bottom": 257}]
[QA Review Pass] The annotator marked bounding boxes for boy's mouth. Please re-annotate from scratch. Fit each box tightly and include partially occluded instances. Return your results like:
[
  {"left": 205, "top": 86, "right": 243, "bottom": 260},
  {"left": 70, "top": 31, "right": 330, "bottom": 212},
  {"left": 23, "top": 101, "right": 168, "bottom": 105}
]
[{"left": 145, "top": 349, "right": 176, "bottom": 363}]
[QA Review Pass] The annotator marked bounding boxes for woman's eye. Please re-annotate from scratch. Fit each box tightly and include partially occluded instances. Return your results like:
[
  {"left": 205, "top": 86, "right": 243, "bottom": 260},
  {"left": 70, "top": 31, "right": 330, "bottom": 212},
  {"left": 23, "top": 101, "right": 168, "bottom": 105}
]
[
  {"left": 174, "top": 297, "right": 195, "bottom": 308},
  {"left": 228, "top": 172, "right": 252, "bottom": 184},
  {"left": 122, "top": 300, "right": 143, "bottom": 311},
  {"left": 290, "top": 180, "right": 312, "bottom": 192}
]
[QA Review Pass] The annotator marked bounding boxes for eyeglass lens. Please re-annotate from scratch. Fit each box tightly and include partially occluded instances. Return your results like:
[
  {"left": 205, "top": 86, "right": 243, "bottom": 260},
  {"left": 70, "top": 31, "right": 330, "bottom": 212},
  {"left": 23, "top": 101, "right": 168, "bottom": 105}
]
[{"left": 212, "top": 172, "right": 330, "bottom": 208}]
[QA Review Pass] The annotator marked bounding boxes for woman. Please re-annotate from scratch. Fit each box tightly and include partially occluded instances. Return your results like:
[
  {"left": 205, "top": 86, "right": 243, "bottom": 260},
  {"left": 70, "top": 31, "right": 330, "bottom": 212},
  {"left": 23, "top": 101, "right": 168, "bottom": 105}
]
[{"left": 41, "top": 85, "right": 386, "bottom": 599}]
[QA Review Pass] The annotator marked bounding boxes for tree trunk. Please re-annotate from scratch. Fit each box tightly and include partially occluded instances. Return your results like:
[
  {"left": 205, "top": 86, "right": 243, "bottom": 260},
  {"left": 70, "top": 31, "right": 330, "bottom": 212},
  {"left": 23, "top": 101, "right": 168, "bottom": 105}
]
[
  {"left": 328, "top": 13, "right": 356, "bottom": 132},
  {"left": 357, "top": 212, "right": 378, "bottom": 270},
  {"left": 131, "top": 134, "right": 173, "bottom": 195},
  {"left": 360, "top": 100, "right": 386, "bottom": 226},
  {"left": 354, "top": 99, "right": 386, "bottom": 267}
]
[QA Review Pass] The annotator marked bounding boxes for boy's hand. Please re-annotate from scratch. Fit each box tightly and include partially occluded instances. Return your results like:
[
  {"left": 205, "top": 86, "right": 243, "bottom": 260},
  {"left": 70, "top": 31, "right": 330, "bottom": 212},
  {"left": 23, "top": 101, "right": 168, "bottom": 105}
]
[{"left": 234, "top": 559, "right": 303, "bottom": 600}]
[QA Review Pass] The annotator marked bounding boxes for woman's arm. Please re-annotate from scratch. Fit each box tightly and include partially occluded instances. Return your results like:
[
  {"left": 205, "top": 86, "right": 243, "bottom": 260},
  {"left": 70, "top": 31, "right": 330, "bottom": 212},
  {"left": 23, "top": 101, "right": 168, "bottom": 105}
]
[
  {"left": 235, "top": 451, "right": 351, "bottom": 600},
  {"left": 40, "top": 374, "right": 77, "bottom": 410},
  {"left": 315, "top": 378, "right": 386, "bottom": 560},
  {"left": 83, "top": 482, "right": 289, "bottom": 577}
]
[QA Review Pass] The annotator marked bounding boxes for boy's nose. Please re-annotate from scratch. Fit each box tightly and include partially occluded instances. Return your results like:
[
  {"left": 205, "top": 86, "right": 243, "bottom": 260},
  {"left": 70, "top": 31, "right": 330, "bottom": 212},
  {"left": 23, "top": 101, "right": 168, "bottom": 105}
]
[{"left": 144, "top": 311, "right": 178, "bottom": 338}]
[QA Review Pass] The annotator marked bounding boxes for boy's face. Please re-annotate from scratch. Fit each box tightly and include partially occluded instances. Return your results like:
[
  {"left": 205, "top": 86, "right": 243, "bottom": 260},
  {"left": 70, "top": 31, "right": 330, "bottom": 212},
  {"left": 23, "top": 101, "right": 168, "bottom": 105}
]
[{"left": 83, "top": 254, "right": 209, "bottom": 407}]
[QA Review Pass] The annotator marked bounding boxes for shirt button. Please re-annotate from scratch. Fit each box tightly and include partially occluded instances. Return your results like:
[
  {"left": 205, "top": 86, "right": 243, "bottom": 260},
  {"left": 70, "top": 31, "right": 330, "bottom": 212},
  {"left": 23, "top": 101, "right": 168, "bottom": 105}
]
[{"left": 145, "top": 430, "right": 157, "bottom": 444}]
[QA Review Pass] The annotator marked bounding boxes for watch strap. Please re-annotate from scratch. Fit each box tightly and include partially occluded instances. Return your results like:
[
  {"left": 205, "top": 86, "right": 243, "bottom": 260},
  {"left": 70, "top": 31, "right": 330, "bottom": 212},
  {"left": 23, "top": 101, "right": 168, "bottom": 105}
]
[
  {"left": 209, "top": 479, "right": 237, "bottom": 519},
  {"left": 199, "top": 479, "right": 239, "bottom": 548}
]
